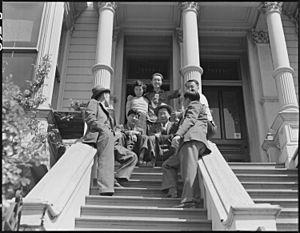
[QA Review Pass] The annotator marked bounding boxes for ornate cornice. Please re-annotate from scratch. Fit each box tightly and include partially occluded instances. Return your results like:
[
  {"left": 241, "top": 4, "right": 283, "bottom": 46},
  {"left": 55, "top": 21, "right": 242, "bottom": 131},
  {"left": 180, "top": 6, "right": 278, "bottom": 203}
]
[
  {"left": 262, "top": 2, "right": 283, "bottom": 15},
  {"left": 250, "top": 29, "right": 270, "bottom": 44},
  {"left": 282, "top": 7, "right": 298, "bottom": 35},
  {"left": 179, "top": 2, "right": 200, "bottom": 14},
  {"left": 175, "top": 27, "right": 183, "bottom": 43},
  {"left": 96, "top": 2, "right": 117, "bottom": 13}
]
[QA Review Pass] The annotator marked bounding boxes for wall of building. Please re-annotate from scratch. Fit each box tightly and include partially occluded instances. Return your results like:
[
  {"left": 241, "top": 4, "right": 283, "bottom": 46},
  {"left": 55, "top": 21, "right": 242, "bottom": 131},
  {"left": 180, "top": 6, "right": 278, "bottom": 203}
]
[
  {"left": 282, "top": 14, "right": 298, "bottom": 101},
  {"left": 59, "top": 5, "right": 97, "bottom": 110}
]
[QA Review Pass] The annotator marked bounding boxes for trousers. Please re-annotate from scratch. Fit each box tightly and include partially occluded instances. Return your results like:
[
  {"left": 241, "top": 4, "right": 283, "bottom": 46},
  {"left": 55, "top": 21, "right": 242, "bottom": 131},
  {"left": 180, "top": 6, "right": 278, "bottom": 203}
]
[{"left": 161, "top": 140, "right": 206, "bottom": 204}]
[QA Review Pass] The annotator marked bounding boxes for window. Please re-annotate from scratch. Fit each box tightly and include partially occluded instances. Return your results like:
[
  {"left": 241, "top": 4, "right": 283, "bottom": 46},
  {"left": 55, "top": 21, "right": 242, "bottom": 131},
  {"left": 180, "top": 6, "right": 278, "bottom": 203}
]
[{"left": 3, "top": 2, "right": 44, "bottom": 90}]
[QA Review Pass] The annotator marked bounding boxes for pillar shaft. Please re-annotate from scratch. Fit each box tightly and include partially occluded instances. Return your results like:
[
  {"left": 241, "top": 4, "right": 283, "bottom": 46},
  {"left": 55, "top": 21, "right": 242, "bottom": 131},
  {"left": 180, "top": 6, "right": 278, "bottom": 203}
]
[
  {"left": 179, "top": 2, "right": 203, "bottom": 92},
  {"left": 93, "top": 2, "right": 117, "bottom": 88},
  {"left": 262, "top": 2, "right": 298, "bottom": 111}
]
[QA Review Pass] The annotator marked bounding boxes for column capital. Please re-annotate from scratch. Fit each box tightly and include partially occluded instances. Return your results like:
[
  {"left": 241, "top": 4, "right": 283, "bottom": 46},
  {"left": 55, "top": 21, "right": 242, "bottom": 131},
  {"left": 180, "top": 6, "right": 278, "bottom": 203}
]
[
  {"left": 262, "top": 2, "right": 283, "bottom": 15},
  {"left": 175, "top": 27, "right": 183, "bottom": 43},
  {"left": 179, "top": 2, "right": 200, "bottom": 14},
  {"left": 92, "top": 63, "right": 114, "bottom": 75},
  {"left": 95, "top": 2, "right": 118, "bottom": 13},
  {"left": 250, "top": 29, "right": 269, "bottom": 44}
]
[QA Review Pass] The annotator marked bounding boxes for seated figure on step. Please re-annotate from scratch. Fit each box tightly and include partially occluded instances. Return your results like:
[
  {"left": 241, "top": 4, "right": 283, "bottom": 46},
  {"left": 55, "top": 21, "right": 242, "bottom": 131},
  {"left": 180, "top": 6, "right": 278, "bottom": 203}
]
[
  {"left": 140, "top": 104, "right": 179, "bottom": 167},
  {"left": 115, "top": 108, "right": 155, "bottom": 169}
]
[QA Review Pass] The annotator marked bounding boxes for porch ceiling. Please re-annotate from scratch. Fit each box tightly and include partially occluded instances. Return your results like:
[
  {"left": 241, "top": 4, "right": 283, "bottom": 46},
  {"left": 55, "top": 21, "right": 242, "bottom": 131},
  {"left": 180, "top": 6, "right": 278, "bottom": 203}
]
[{"left": 115, "top": 2, "right": 261, "bottom": 35}]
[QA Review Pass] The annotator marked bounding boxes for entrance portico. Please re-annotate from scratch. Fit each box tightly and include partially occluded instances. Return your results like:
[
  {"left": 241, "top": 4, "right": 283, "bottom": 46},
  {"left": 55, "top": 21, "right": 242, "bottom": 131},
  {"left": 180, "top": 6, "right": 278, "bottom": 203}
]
[{"left": 85, "top": 2, "right": 298, "bottom": 163}]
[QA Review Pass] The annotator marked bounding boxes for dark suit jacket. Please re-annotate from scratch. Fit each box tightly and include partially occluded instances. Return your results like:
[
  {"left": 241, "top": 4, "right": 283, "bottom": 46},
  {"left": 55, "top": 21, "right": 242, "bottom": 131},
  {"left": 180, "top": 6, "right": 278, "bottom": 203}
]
[
  {"left": 175, "top": 100, "right": 211, "bottom": 155},
  {"left": 82, "top": 99, "right": 114, "bottom": 144}
]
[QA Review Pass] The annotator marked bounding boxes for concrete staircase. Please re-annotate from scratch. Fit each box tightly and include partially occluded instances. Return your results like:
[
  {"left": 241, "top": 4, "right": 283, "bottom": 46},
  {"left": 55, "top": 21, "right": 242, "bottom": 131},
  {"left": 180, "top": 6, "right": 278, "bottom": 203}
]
[
  {"left": 75, "top": 162, "right": 298, "bottom": 231},
  {"left": 229, "top": 162, "right": 298, "bottom": 232},
  {"left": 75, "top": 166, "right": 212, "bottom": 231}
]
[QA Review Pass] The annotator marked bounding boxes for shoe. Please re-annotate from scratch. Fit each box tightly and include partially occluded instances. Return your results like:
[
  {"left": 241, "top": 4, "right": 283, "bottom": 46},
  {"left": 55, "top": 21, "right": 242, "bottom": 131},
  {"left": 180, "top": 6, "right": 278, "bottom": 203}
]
[
  {"left": 165, "top": 187, "right": 177, "bottom": 198},
  {"left": 146, "top": 161, "right": 155, "bottom": 167},
  {"left": 173, "top": 202, "right": 196, "bottom": 208},
  {"left": 138, "top": 160, "right": 147, "bottom": 167},
  {"left": 114, "top": 181, "right": 123, "bottom": 187},
  {"left": 99, "top": 192, "right": 114, "bottom": 196}
]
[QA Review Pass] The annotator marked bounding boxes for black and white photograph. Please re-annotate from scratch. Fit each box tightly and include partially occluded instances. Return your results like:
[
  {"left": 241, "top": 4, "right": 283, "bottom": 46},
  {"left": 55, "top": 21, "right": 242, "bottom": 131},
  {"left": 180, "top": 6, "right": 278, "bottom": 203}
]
[{"left": 2, "top": 1, "right": 298, "bottom": 231}]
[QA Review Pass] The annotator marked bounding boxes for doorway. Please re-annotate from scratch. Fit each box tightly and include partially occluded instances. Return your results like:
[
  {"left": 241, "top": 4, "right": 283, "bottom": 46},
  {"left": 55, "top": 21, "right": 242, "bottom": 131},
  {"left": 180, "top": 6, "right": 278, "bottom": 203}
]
[
  {"left": 121, "top": 35, "right": 172, "bottom": 123},
  {"left": 202, "top": 60, "right": 249, "bottom": 162}
]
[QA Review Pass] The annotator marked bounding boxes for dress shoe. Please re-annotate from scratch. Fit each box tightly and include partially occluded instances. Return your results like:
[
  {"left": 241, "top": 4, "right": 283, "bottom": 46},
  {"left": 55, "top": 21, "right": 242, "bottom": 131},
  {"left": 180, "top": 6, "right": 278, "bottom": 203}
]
[
  {"left": 165, "top": 187, "right": 177, "bottom": 198},
  {"left": 173, "top": 202, "right": 196, "bottom": 208},
  {"left": 99, "top": 192, "right": 114, "bottom": 196}
]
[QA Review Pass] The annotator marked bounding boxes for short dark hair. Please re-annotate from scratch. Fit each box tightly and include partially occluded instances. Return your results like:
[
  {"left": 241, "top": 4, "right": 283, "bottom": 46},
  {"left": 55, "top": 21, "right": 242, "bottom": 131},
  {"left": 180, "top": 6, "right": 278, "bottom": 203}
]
[
  {"left": 133, "top": 80, "right": 146, "bottom": 95},
  {"left": 152, "top": 73, "right": 164, "bottom": 80},
  {"left": 183, "top": 90, "right": 200, "bottom": 102},
  {"left": 185, "top": 79, "right": 199, "bottom": 87},
  {"left": 127, "top": 108, "right": 140, "bottom": 117}
]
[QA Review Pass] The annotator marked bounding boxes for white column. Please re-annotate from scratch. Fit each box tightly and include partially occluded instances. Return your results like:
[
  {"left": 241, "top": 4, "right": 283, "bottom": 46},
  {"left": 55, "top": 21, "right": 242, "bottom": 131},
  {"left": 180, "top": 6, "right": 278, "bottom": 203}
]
[
  {"left": 262, "top": 2, "right": 298, "bottom": 111},
  {"left": 38, "top": 2, "right": 65, "bottom": 109},
  {"left": 179, "top": 2, "right": 203, "bottom": 93},
  {"left": 262, "top": 2, "right": 299, "bottom": 167},
  {"left": 92, "top": 2, "right": 117, "bottom": 88}
]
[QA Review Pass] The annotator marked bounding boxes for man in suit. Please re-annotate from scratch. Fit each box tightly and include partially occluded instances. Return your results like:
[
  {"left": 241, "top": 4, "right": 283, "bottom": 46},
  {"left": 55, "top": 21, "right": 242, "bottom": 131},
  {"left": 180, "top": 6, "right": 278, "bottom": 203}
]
[
  {"left": 82, "top": 85, "right": 116, "bottom": 196},
  {"left": 144, "top": 104, "right": 179, "bottom": 167},
  {"left": 161, "top": 91, "right": 211, "bottom": 207},
  {"left": 183, "top": 79, "right": 217, "bottom": 139}
]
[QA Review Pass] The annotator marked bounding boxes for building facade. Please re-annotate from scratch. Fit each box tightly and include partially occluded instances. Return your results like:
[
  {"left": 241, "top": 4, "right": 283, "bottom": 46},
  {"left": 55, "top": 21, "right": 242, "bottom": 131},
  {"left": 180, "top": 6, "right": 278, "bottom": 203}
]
[{"left": 3, "top": 2, "right": 299, "bottom": 166}]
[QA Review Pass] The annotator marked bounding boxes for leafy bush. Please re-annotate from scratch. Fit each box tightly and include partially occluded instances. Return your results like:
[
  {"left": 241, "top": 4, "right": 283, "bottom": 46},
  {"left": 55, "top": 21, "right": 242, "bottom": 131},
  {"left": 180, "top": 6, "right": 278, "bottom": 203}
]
[{"left": 2, "top": 55, "right": 51, "bottom": 199}]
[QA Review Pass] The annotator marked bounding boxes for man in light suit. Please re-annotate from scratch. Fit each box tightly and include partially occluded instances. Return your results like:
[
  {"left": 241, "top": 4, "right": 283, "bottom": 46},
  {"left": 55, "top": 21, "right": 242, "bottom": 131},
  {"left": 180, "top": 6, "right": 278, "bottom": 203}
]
[
  {"left": 161, "top": 91, "right": 211, "bottom": 207},
  {"left": 82, "top": 85, "right": 116, "bottom": 196}
]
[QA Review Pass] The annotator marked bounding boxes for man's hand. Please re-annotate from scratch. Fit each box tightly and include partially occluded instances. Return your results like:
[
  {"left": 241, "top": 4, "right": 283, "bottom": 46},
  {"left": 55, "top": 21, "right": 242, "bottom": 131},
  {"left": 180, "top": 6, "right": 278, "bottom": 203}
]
[
  {"left": 170, "top": 111, "right": 182, "bottom": 122},
  {"left": 171, "top": 135, "right": 181, "bottom": 149}
]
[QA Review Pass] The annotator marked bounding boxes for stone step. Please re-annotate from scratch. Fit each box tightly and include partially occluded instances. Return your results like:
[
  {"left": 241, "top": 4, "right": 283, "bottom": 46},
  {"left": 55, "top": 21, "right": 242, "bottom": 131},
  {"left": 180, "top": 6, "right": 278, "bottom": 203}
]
[
  {"left": 85, "top": 195, "right": 203, "bottom": 208},
  {"left": 80, "top": 205, "right": 207, "bottom": 219},
  {"left": 111, "top": 179, "right": 173, "bottom": 188},
  {"left": 75, "top": 216, "right": 212, "bottom": 230},
  {"left": 130, "top": 172, "right": 298, "bottom": 182},
  {"left": 276, "top": 218, "right": 299, "bottom": 231},
  {"left": 236, "top": 174, "right": 298, "bottom": 182},
  {"left": 246, "top": 189, "right": 298, "bottom": 199},
  {"left": 277, "top": 208, "right": 299, "bottom": 219},
  {"left": 228, "top": 162, "right": 286, "bottom": 168},
  {"left": 90, "top": 187, "right": 182, "bottom": 197},
  {"left": 253, "top": 198, "right": 298, "bottom": 208},
  {"left": 241, "top": 181, "right": 298, "bottom": 190},
  {"left": 231, "top": 168, "right": 298, "bottom": 175}
]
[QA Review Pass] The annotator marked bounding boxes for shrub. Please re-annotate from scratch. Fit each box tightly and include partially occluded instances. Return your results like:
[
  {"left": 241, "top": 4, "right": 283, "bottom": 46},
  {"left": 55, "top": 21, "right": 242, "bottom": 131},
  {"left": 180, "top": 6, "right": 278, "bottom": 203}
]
[{"left": 2, "top": 55, "right": 51, "bottom": 199}]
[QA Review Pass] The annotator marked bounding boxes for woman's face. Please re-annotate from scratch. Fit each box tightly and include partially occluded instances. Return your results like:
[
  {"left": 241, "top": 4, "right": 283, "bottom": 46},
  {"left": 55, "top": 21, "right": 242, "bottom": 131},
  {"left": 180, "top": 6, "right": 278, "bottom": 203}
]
[
  {"left": 134, "top": 86, "right": 143, "bottom": 97},
  {"left": 152, "top": 75, "right": 162, "bottom": 89}
]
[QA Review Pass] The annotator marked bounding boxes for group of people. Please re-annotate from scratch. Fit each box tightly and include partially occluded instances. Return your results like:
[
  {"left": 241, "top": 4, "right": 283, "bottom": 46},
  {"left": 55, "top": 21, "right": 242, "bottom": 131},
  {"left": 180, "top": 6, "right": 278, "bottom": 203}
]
[{"left": 81, "top": 72, "right": 217, "bottom": 208}]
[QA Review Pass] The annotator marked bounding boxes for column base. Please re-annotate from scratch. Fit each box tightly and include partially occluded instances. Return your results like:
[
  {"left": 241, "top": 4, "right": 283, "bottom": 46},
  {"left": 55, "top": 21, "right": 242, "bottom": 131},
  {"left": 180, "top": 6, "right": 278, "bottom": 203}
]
[
  {"left": 92, "top": 63, "right": 114, "bottom": 88},
  {"left": 262, "top": 109, "right": 299, "bottom": 167},
  {"left": 180, "top": 65, "right": 203, "bottom": 90}
]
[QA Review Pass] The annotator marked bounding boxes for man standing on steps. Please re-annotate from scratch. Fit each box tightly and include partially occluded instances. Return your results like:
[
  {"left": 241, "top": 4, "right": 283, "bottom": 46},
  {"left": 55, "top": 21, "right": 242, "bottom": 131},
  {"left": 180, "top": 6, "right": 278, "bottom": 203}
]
[
  {"left": 161, "top": 88, "right": 213, "bottom": 207},
  {"left": 82, "top": 85, "right": 116, "bottom": 196}
]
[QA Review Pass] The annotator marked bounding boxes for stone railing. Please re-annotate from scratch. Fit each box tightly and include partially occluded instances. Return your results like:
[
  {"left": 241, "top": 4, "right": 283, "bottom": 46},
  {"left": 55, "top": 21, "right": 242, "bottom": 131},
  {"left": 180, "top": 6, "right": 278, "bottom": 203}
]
[
  {"left": 20, "top": 143, "right": 96, "bottom": 230},
  {"left": 289, "top": 147, "right": 298, "bottom": 168},
  {"left": 198, "top": 141, "right": 281, "bottom": 230}
]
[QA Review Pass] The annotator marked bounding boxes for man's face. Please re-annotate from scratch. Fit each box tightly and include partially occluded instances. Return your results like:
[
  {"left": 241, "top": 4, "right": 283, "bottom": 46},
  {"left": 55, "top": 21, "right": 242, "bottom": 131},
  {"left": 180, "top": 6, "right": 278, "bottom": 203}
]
[
  {"left": 185, "top": 81, "right": 199, "bottom": 92},
  {"left": 127, "top": 113, "right": 139, "bottom": 125},
  {"left": 152, "top": 75, "right": 162, "bottom": 89},
  {"left": 134, "top": 86, "right": 143, "bottom": 97},
  {"left": 157, "top": 108, "right": 170, "bottom": 123},
  {"left": 102, "top": 92, "right": 111, "bottom": 106}
]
